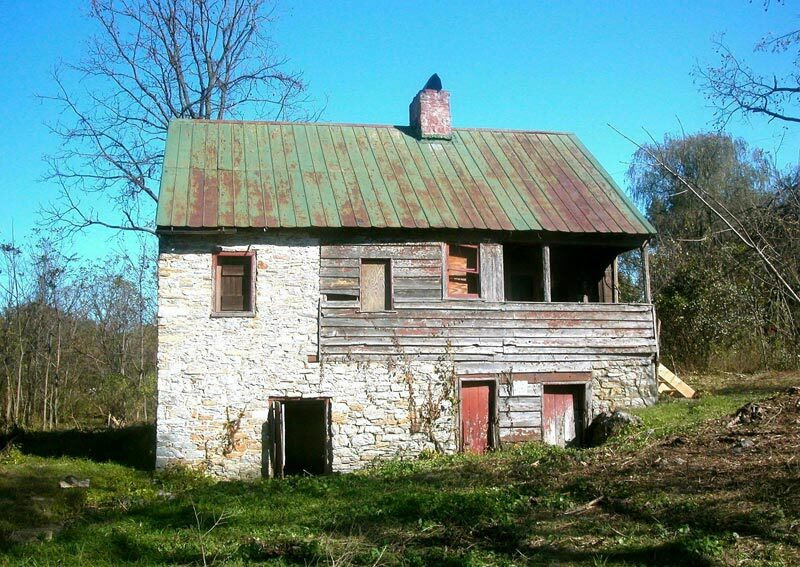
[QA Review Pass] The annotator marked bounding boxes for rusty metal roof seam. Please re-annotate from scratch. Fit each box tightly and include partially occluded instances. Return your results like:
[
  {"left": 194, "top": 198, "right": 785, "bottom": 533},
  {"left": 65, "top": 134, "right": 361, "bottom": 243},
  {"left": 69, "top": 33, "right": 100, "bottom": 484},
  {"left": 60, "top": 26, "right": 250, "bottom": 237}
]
[{"left": 156, "top": 119, "right": 655, "bottom": 236}]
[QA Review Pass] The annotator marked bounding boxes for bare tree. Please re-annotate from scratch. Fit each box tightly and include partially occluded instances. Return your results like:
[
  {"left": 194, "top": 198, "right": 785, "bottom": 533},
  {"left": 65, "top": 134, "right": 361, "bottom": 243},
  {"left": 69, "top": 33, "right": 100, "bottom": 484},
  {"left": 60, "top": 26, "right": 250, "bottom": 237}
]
[
  {"left": 697, "top": 8, "right": 800, "bottom": 127},
  {"left": 43, "top": 0, "right": 310, "bottom": 235}
]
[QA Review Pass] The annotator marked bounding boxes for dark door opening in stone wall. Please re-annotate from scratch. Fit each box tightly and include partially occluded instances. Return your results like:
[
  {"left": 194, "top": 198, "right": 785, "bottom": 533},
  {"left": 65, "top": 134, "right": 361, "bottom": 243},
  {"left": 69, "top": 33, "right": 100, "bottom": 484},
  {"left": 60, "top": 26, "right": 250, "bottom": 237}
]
[
  {"left": 460, "top": 381, "right": 495, "bottom": 454},
  {"left": 269, "top": 399, "right": 330, "bottom": 477},
  {"left": 542, "top": 385, "right": 585, "bottom": 447}
]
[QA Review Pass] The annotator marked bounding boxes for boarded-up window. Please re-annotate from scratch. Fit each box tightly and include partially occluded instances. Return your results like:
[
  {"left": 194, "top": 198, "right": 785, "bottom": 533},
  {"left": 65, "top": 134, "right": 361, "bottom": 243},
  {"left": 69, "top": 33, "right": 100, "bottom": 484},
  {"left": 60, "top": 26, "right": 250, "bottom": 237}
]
[
  {"left": 360, "top": 259, "right": 391, "bottom": 312},
  {"left": 446, "top": 244, "right": 480, "bottom": 298},
  {"left": 214, "top": 253, "right": 255, "bottom": 313}
]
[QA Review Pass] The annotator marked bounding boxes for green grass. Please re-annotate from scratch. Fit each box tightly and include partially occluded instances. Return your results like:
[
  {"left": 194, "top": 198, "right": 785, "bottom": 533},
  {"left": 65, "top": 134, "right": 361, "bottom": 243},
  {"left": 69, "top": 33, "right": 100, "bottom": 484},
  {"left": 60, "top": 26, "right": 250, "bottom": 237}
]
[{"left": 0, "top": 371, "right": 797, "bottom": 566}]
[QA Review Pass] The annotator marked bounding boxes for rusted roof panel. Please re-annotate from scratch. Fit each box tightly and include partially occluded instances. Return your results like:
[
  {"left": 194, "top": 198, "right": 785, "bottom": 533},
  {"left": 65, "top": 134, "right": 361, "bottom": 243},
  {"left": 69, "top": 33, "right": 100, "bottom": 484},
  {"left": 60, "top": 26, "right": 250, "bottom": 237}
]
[{"left": 156, "top": 120, "right": 655, "bottom": 235}]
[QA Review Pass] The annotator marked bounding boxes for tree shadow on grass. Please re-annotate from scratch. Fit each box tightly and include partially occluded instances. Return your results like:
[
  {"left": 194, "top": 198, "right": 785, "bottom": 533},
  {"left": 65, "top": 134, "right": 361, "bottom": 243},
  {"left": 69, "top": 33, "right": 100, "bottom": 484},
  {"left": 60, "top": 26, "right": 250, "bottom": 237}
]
[{"left": 0, "top": 424, "right": 155, "bottom": 470}]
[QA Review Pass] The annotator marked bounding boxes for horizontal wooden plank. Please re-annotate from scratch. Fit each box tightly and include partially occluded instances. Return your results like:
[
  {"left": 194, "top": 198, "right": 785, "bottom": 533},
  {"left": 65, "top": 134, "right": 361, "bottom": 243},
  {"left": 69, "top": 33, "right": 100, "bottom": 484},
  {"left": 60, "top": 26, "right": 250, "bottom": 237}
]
[
  {"left": 498, "top": 398, "right": 541, "bottom": 412},
  {"left": 322, "top": 307, "right": 653, "bottom": 321},
  {"left": 321, "top": 299, "right": 360, "bottom": 309},
  {"left": 499, "top": 414, "right": 541, "bottom": 428},
  {"left": 393, "top": 267, "right": 441, "bottom": 277},
  {"left": 323, "top": 337, "right": 504, "bottom": 347},
  {"left": 457, "top": 361, "right": 594, "bottom": 374},
  {"left": 513, "top": 372, "right": 592, "bottom": 383},
  {"left": 392, "top": 258, "right": 442, "bottom": 268},
  {"left": 321, "top": 346, "right": 651, "bottom": 360},
  {"left": 503, "top": 337, "right": 654, "bottom": 348},
  {"left": 503, "top": 345, "right": 654, "bottom": 355},
  {"left": 322, "top": 335, "right": 654, "bottom": 348},
  {"left": 392, "top": 276, "right": 441, "bottom": 290},
  {"left": 319, "top": 276, "right": 359, "bottom": 290},
  {"left": 500, "top": 429, "right": 543, "bottom": 443},
  {"left": 322, "top": 244, "right": 440, "bottom": 260},
  {"left": 320, "top": 257, "right": 360, "bottom": 268},
  {"left": 395, "top": 301, "right": 652, "bottom": 313},
  {"left": 394, "top": 289, "right": 442, "bottom": 301},
  {"left": 320, "top": 266, "right": 360, "bottom": 278},
  {"left": 322, "top": 322, "right": 655, "bottom": 338},
  {"left": 321, "top": 326, "right": 653, "bottom": 338}
]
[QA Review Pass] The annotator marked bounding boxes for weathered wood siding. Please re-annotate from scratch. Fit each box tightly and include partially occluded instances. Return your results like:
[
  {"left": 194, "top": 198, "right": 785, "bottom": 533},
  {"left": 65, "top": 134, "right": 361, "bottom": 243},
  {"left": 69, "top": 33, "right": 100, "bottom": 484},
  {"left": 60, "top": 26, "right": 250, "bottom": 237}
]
[
  {"left": 319, "top": 242, "right": 657, "bottom": 445},
  {"left": 321, "top": 301, "right": 656, "bottom": 363},
  {"left": 321, "top": 243, "right": 443, "bottom": 308}
]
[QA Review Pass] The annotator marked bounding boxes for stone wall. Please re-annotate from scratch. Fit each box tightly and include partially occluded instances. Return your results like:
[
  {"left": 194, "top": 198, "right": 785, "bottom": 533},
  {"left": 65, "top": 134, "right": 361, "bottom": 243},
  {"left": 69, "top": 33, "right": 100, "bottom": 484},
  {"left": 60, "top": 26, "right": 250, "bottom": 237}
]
[
  {"left": 591, "top": 358, "right": 658, "bottom": 415},
  {"left": 157, "top": 231, "right": 657, "bottom": 479},
  {"left": 157, "top": 232, "right": 322, "bottom": 478},
  {"left": 323, "top": 359, "right": 459, "bottom": 470},
  {"left": 156, "top": 232, "right": 458, "bottom": 478}
]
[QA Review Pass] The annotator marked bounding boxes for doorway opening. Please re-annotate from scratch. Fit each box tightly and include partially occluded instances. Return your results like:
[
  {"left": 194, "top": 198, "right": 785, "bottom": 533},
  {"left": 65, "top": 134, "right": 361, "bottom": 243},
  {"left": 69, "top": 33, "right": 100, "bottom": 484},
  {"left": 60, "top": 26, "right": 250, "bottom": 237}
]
[
  {"left": 542, "top": 385, "right": 586, "bottom": 447},
  {"left": 460, "top": 380, "right": 496, "bottom": 454},
  {"left": 269, "top": 398, "right": 330, "bottom": 477}
]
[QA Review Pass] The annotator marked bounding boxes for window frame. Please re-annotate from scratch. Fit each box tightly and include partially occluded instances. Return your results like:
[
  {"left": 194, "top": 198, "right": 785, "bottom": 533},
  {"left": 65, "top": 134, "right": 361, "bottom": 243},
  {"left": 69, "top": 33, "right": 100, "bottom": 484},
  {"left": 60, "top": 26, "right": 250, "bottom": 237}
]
[
  {"left": 211, "top": 250, "right": 257, "bottom": 317},
  {"left": 359, "top": 257, "right": 393, "bottom": 313},
  {"left": 445, "top": 243, "right": 481, "bottom": 299}
]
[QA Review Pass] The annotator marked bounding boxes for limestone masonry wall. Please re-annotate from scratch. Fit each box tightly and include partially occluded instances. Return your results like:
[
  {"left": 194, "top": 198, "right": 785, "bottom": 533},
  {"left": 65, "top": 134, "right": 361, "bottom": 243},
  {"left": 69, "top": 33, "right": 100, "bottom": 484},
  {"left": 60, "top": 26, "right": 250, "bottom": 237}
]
[
  {"left": 591, "top": 358, "right": 658, "bottom": 414},
  {"left": 157, "top": 232, "right": 657, "bottom": 479},
  {"left": 157, "top": 232, "right": 321, "bottom": 478},
  {"left": 157, "top": 232, "right": 458, "bottom": 478}
]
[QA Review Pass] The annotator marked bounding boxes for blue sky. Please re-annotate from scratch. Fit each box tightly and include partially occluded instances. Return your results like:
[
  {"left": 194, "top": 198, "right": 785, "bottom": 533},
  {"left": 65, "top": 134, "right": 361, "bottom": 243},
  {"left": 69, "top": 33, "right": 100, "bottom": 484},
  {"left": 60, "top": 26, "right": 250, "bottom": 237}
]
[{"left": 1, "top": 0, "right": 798, "bottom": 259}]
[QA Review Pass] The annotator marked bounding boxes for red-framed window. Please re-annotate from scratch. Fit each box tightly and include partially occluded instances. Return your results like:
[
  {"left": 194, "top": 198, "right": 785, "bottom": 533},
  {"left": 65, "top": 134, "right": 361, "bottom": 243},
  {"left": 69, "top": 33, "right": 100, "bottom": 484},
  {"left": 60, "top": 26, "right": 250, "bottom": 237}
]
[
  {"left": 446, "top": 244, "right": 480, "bottom": 298},
  {"left": 212, "top": 251, "right": 256, "bottom": 314}
]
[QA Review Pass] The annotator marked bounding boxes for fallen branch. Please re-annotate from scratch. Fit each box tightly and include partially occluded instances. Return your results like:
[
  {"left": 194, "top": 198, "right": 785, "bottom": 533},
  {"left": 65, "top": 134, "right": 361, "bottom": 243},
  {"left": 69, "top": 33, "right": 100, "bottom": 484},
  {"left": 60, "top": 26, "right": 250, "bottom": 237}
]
[{"left": 563, "top": 495, "right": 606, "bottom": 516}]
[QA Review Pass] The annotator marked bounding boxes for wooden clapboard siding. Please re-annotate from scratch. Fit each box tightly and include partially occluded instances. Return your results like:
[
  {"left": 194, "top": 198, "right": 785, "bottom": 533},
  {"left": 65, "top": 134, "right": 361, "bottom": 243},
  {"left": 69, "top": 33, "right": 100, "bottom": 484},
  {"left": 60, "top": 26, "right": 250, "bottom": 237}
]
[
  {"left": 321, "top": 298, "right": 657, "bottom": 363},
  {"left": 321, "top": 243, "right": 443, "bottom": 304}
]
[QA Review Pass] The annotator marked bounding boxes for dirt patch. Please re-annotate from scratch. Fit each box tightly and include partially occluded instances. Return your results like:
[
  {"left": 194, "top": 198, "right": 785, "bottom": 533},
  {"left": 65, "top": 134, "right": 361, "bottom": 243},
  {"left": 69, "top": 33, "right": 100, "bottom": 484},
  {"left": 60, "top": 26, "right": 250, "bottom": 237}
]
[{"left": 571, "top": 385, "right": 800, "bottom": 565}]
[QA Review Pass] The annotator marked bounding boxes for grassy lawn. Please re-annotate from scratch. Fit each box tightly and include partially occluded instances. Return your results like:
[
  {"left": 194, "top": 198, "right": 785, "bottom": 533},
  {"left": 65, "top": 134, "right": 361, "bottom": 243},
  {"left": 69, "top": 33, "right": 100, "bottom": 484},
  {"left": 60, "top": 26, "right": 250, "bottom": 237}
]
[{"left": 1, "top": 371, "right": 798, "bottom": 566}]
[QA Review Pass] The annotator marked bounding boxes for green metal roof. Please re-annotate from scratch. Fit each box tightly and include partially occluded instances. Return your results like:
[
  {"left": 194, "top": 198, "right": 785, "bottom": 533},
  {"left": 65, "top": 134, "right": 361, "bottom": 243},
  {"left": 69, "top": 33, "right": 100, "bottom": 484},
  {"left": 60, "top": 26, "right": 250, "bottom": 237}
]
[{"left": 156, "top": 119, "right": 654, "bottom": 235}]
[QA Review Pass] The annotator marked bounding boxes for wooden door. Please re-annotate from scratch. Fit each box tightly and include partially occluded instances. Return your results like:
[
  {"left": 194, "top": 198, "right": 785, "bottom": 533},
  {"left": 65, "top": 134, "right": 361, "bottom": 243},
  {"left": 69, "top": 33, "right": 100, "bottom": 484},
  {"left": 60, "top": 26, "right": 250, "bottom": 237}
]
[
  {"left": 271, "top": 400, "right": 285, "bottom": 477},
  {"left": 461, "top": 381, "right": 493, "bottom": 454},
  {"left": 543, "top": 385, "right": 584, "bottom": 447}
]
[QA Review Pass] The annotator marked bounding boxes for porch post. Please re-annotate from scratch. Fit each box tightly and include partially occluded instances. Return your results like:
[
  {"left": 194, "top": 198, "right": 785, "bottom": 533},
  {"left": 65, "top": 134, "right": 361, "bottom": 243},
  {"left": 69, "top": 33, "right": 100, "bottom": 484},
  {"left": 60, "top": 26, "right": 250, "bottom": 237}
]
[
  {"left": 542, "top": 244, "right": 551, "bottom": 302},
  {"left": 612, "top": 257, "right": 619, "bottom": 303},
  {"left": 641, "top": 242, "right": 652, "bottom": 304}
]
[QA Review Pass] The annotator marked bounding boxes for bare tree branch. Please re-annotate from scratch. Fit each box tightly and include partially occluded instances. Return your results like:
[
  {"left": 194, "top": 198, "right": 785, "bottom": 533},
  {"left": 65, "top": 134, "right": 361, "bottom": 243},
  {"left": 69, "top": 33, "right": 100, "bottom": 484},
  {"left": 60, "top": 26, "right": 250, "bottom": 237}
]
[
  {"left": 697, "top": 31, "right": 800, "bottom": 126},
  {"left": 41, "top": 0, "right": 311, "bottom": 235},
  {"left": 612, "top": 124, "right": 800, "bottom": 304}
]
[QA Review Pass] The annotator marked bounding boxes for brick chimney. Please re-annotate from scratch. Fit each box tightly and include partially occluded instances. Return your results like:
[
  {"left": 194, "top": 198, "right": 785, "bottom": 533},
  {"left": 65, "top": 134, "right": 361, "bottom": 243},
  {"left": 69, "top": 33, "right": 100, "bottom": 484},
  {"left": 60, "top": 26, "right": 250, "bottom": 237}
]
[{"left": 409, "top": 74, "right": 451, "bottom": 140}]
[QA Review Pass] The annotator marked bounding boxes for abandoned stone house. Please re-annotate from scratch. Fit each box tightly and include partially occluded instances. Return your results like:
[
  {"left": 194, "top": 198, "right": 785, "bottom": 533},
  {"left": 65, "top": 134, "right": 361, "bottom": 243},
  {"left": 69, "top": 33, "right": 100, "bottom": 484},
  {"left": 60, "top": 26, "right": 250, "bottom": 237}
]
[{"left": 155, "top": 76, "right": 658, "bottom": 479}]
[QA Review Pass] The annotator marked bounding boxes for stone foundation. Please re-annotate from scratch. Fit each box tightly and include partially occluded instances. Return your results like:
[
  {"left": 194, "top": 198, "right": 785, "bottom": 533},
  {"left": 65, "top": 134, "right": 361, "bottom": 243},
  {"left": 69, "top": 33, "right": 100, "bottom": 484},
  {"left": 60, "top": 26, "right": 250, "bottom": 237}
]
[{"left": 591, "top": 358, "right": 658, "bottom": 416}]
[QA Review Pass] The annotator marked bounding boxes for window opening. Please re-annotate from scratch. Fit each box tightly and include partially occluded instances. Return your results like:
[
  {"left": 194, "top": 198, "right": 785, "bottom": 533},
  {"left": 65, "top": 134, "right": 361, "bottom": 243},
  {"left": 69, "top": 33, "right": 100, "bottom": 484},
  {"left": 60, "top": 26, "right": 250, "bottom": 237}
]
[
  {"left": 214, "top": 252, "right": 255, "bottom": 313},
  {"left": 549, "top": 245, "right": 619, "bottom": 303},
  {"left": 503, "top": 244, "right": 544, "bottom": 301},
  {"left": 446, "top": 244, "right": 480, "bottom": 298}
]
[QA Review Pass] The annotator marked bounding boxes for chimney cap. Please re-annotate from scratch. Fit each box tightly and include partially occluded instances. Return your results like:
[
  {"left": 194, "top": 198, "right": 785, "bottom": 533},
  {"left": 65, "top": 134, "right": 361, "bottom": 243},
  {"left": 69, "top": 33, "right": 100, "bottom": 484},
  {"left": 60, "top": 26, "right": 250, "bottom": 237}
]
[{"left": 423, "top": 73, "right": 443, "bottom": 91}]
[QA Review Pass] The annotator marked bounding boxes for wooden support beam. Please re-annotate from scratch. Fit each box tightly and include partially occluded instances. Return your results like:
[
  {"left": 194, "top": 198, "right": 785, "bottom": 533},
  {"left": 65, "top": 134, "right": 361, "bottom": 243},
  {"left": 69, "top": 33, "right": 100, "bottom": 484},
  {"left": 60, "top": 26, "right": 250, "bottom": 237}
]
[
  {"left": 658, "top": 364, "right": 694, "bottom": 398},
  {"left": 612, "top": 257, "right": 619, "bottom": 304},
  {"left": 641, "top": 242, "right": 652, "bottom": 304},
  {"left": 542, "top": 244, "right": 551, "bottom": 302}
]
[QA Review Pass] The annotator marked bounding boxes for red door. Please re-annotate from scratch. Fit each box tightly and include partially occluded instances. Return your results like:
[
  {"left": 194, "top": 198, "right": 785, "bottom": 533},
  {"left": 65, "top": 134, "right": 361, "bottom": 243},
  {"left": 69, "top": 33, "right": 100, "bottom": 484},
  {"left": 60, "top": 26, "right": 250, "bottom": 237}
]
[
  {"left": 543, "top": 385, "right": 584, "bottom": 447},
  {"left": 461, "top": 382, "right": 493, "bottom": 454}
]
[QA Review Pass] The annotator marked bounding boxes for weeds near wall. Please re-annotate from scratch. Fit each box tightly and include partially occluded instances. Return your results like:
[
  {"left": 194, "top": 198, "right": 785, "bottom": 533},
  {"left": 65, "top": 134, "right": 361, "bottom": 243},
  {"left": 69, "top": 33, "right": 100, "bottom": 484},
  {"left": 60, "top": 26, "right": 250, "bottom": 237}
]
[
  {"left": 394, "top": 340, "right": 459, "bottom": 453},
  {"left": 497, "top": 368, "right": 514, "bottom": 449},
  {"left": 221, "top": 407, "right": 246, "bottom": 457}
]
